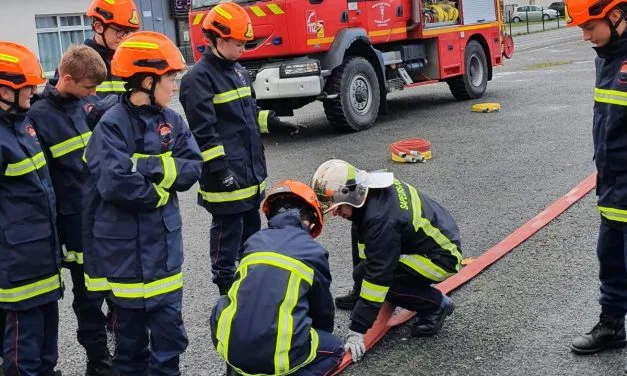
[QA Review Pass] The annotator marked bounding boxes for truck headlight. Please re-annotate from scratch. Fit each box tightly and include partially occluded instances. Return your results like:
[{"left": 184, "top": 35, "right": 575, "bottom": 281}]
[{"left": 279, "top": 60, "right": 321, "bottom": 78}]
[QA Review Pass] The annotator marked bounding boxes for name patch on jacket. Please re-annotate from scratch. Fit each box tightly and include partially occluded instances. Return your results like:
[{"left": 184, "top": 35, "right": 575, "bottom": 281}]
[
  {"left": 159, "top": 122, "right": 174, "bottom": 152},
  {"left": 234, "top": 68, "right": 248, "bottom": 85}
]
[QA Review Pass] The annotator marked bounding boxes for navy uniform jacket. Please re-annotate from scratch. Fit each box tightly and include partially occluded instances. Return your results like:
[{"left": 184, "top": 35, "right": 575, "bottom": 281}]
[
  {"left": 349, "top": 179, "right": 462, "bottom": 333},
  {"left": 0, "top": 109, "right": 63, "bottom": 311},
  {"left": 83, "top": 94, "right": 202, "bottom": 310},
  {"left": 211, "top": 211, "right": 335, "bottom": 375},
  {"left": 593, "top": 31, "right": 627, "bottom": 224},
  {"left": 29, "top": 82, "right": 92, "bottom": 265},
  {"left": 179, "top": 50, "right": 269, "bottom": 215}
]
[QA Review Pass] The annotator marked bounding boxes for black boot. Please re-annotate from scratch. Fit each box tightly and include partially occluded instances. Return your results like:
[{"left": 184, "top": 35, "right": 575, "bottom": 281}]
[
  {"left": 224, "top": 365, "right": 238, "bottom": 376},
  {"left": 335, "top": 288, "right": 360, "bottom": 310},
  {"left": 571, "top": 313, "right": 626, "bottom": 354},
  {"left": 411, "top": 295, "right": 455, "bottom": 337},
  {"left": 86, "top": 356, "right": 115, "bottom": 376}
]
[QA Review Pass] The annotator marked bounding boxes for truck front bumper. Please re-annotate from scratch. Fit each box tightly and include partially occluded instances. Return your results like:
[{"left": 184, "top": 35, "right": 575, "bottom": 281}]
[{"left": 252, "top": 64, "right": 324, "bottom": 100}]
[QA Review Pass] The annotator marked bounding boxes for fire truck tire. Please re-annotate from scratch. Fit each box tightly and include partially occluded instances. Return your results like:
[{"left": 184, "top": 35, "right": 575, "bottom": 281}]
[
  {"left": 447, "top": 40, "right": 488, "bottom": 100},
  {"left": 323, "top": 56, "right": 380, "bottom": 132}
]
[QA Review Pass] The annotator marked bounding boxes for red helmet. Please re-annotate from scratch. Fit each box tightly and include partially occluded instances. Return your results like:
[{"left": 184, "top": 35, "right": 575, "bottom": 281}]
[
  {"left": 202, "top": 2, "right": 254, "bottom": 41},
  {"left": 565, "top": 0, "right": 626, "bottom": 26},
  {"left": 262, "top": 180, "right": 324, "bottom": 238},
  {"left": 111, "top": 31, "right": 186, "bottom": 78},
  {"left": 87, "top": 0, "right": 141, "bottom": 29},
  {"left": 0, "top": 41, "right": 46, "bottom": 89}
]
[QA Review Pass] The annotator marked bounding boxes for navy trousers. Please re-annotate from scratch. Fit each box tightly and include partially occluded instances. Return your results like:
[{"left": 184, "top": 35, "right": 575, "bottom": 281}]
[
  {"left": 3, "top": 302, "right": 58, "bottom": 376},
  {"left": 597, "top": 219, "right": 627, "bottom": 316},
  {"left": 67, "top": 262, "right": 110, "bottom": 362},
  {"left": 111, "top": 300, "right": 188, "bottom": 376},
  {"left": 210, "top": 208, "right": 261, "bottom": 289},
  {"left": 294, "top": 329, "right": 344, "bottom": 376},
  {"left": 353, "top": 261, "right": 444, "bottom": 316}
]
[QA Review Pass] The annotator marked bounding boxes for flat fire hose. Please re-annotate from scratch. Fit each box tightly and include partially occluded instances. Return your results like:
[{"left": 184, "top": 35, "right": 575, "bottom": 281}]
[
  {"left": 331, "top": 173, "right": 597, "bottom": 375},
  {"left": 390, "top": 139, "right": 432, "bottom": 163}
]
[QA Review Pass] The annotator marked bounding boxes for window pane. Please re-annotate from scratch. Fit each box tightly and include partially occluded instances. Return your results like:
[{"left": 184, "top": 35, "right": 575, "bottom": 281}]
[
  {"left": 37, "top": 32, "right": 61, "bottom": 72},
  {"left": 35, "top": 16, "right": 57, "bottom": 29},
  {"left": 85, "top": 29, "right": 94, "bottom": 40},
  {"left": 60, "top": 16, "right": 81, "bottom": 26},
  {"left": 83, "top": 15, "right": 91, "bottom": 26},
  {"left": 60, "top": 30, "right": 85, "bottom": 52}
]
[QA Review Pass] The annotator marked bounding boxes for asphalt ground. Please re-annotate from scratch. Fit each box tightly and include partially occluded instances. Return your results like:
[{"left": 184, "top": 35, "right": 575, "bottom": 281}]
[{"left": 55, "top": 27, "right": 620, "bottom": 375}]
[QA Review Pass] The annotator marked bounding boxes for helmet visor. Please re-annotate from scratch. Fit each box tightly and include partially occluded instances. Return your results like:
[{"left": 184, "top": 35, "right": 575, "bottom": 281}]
[{"left": 311, "top": 160, "right": 370, "bottom": 214}]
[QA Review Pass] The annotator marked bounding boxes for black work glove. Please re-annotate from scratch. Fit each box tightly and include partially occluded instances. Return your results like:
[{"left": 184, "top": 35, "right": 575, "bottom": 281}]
[
  {"left": 215, "top": 167, "right": 240, "bottom": 191},
  {"left": 85, "top": 94, "right": 118, "bottom": 130},
  {"left": 268, "top": 119, "right": 306, "bottom": 137}
]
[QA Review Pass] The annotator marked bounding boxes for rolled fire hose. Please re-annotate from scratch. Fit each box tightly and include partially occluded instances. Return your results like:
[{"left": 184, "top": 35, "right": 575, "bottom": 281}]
[{"left": 390, "top": 138, "right": 432, "bottom": 163}]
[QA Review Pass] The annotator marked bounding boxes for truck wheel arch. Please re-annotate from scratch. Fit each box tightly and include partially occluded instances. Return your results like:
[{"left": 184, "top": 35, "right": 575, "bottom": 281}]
[
  {"left": 466, "top": 33, "right": 493, "bottom": 81},
  {"left": 321, "top": 28, "right": 387, "bottom": 106}
]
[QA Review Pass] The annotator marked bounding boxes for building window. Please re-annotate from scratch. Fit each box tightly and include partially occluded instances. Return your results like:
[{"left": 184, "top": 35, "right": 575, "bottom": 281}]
[{"left": 35, "top": 14, "right": 94, "bottom": 74}]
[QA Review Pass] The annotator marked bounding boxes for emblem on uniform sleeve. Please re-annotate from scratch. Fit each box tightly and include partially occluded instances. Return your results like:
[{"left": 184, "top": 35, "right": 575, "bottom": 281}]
[
  {"left": 158, "top": 122, "right": 174, "bottom": 151},
  {"left": 84, "top": 102, "right": 94, "bottom": 114},
  {"left": 620, "top": 61, "right": 627, "bottom": 84},
  {"left": 25, "top": 124, "right": 39, "bottom": 144}
]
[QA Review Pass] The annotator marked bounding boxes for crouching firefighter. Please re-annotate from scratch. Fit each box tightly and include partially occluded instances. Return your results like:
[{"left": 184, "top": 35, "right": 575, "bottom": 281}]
[
  {"left": 83, "top": 31, "right": 202, "bottom": 374},
  {"left": 311, "top": 159, "right": 462, "bottom": 362},
  {"left": 210, "top": 180, "right": 345, "bottom": 376},
  {"left": 0, "top": 41, "right": 64, "bottom": 376}
]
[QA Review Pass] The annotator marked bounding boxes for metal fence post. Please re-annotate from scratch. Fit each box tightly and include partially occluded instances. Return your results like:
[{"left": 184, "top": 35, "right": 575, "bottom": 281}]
[
  {"left": 526, "top": 8, "right": 529, "bottom": 34},
  {"left": 557, "top": 11, "right": 560, "bottom": 28},
  {"left": 542, "top": 7, "right": 545, "bottom": 30},
  {"left": 509, "top": 10, "right": 512, "bottom": 35}
]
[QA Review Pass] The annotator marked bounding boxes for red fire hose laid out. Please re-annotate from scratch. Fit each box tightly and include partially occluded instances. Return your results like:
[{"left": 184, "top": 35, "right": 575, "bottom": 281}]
[{"left": 389, "top": 138, "right": 432, "bottom": 163}]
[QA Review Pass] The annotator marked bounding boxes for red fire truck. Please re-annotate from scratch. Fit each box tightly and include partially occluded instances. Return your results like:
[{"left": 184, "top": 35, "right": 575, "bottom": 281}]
[{"left": 189, "top": 0, "right": 514, "bottom": 131}]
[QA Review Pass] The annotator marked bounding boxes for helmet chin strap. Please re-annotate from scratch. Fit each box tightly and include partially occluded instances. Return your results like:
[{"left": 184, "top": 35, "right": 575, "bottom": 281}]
[
  {"left": 606, "top": 10, "right": 627, "bottom": 43},
  {"left": 131, "top": 74, "right": 158, "bottom": 106},
  {"left": 95, "top": 23, "right": 114, "bottom": 52},
  {"left": 0, "top": 90, "right": 22, "bottom": 113}
]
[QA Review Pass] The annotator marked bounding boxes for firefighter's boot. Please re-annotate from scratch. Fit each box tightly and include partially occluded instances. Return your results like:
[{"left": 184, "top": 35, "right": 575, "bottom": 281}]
[
  {"left": 411, "top": 295, "right": 455, "bottom": 337},
  {"left": 225, "top": 365, "right": 238, "bottom": 376},
  {"left": 86, "top": 356, "right": 115, "bottom": 376},
  {"left": 335, "top": 288, "right": 360, "bottom": 310},
  {"left": 571, "top": 314, "right": 626, "bottom": 354}
]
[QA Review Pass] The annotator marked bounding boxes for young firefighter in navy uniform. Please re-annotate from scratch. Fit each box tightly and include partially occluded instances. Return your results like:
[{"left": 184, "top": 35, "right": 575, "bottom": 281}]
[
  {"left": 83, "top": 31, "right": 202, "bottom": 375},
  {"left": 84, "top": 0, "right": 140, "bottom": 97},
  {"left": 179, "top": 1, "right": 303, "bottom": 295},
  {"left": 311, "top": 159, "right": 462, "bottom": 362},
  {"left": 0, "top": 41, "right": 64, "bottom": 376},
  {"left": 27, "top": 45, "right": 115, "bottom": 376},
  {"left": 211, "top": 180, "right": 344, "bottom": 376},
  {"left": 565, "top": 0, "right": 627, "bottom": 362}
]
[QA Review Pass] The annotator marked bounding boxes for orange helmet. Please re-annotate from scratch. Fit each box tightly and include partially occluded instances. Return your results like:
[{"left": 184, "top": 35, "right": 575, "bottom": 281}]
[
  {"left": 565, "top": 0, "right": 626, "bottom": 26},
  {"left": 0, "top": 41, "right": 46, "bottom": 90},
  {"left": 87, "top": 0, "right": 141, "bottom": 29},
  {"left": 111, "top": 31, "right": 187, "bottom": 78},
  {"left": 262, "top": 180, "right": 324, "bottom": 238},
  {"left": 202, "top": 2, "right": 254, "bottom": 41}
]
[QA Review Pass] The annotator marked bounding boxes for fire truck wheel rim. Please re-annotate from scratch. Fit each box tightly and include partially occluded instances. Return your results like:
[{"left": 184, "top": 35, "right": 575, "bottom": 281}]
[
  {"left": 469, "top": 55, "right": 484, "bottom": 87},
  {"left": 350, "top": 73, "right": 372, "bottom": 115}
]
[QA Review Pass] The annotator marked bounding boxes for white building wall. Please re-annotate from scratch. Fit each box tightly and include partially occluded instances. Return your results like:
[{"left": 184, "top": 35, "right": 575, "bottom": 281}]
[{"left": 0, "top": 0, "right": 91, "bottom": 58}]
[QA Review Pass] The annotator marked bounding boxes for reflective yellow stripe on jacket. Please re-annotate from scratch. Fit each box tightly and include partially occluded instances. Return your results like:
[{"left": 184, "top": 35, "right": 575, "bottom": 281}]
[
  {"left": 0, "top": 274, "right": 62, "bottom": 303},
  {"left": 201, "top": 145, "right": 225, "bottom": 162},
  {"left": 599, "top": 206, "right": 627, "bottom": 223},
  {"left": 258, "top": 110, "right": 270, "bottom": 134},
  {"left": 96, "top": 80, "right": 126, "bottom": 93},
  {"left": 4, "top": 152, "right": 46, "bottom": 177},
  {"left": 213, "top": 86, "right": 252, "bottom": 104},
  {"left": 84, "top": 272, "right": 183, "bottom": 299},
  {"left": 50, "top": 131, "right": 91, "bottom": 159},
  {"left": 199, "top": 180, "right": 266, "bottom": 203},
  {"left": 401, "top": 182, "right": 462, "bottom": 281},
  {"left": 132, "top": 152, "right": 175, "bottom": 206},
  {"left": 594, "top": 88, "right": 627, "bottom": 107},
  {"left": 216, "top": 252, "right": 319, "bottom": 375}
]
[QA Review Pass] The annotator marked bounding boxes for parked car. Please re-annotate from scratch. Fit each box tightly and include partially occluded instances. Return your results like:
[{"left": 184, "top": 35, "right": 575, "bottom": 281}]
[
  {"left": 511, "top": 5, "right": 559, "bottom": 22},
  {"left": 548, "top": 1, "right": 566, "bottom": 16}
]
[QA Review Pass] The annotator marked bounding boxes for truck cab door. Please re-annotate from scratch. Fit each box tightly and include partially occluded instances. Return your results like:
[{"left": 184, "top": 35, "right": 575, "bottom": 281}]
[
  {"left": 364, "top": 0, "right": 409, "bottom": 42},
  {"left": 347, "top": 0, "right": 369, "bottom": 28}
]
